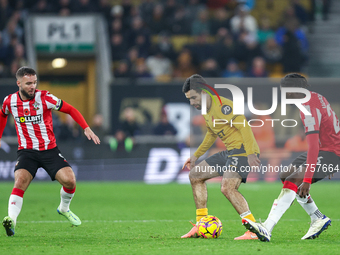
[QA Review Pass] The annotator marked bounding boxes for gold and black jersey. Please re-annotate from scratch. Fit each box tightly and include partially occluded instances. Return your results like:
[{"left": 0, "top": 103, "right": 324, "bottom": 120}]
[{"left": 194, "top": 96, "right": 260, "bottom": 158}]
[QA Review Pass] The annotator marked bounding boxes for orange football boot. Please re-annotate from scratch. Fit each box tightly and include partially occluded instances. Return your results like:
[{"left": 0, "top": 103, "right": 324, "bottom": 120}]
[
  {"left": 181, "top": 221, "right": 199, "bottom": 238},
  {"left": 234, "top": 230, "right": 258, "bottom": 240}
]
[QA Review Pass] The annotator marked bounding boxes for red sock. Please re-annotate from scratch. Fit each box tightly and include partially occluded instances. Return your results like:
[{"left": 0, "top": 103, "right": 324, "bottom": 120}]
[
  {"left": 11, "top": 188, "right": 25, "bottom": 197},
  {"left": 283, "top": 181, "right": 298, "bottom": 192},
  {"left": 63, "top": 186, "right": 76, "bottom": 194}
]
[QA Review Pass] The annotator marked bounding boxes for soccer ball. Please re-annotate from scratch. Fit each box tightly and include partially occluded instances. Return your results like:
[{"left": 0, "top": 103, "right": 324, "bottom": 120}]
[{"left": 197, "top": 215, "right": 223, "bottom": 238}]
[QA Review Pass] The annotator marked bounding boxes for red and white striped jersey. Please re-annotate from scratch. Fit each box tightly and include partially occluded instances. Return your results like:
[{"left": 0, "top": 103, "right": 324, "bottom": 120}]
[
  {"left": 300, "top": 91, "right": 340, "bottom": 156},
  {"left": 1, "top": 90, "right": 62, "bottom": 151}
]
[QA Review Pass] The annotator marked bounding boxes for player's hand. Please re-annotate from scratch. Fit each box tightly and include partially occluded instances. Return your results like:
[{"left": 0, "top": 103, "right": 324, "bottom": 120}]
[
  {"left": 182, "top": 155, "right": 198, "bottom": 170},
  {"left": 298, "top": 182, "right": 311, "bottom": 198},
  {"left": 84, "top": 127, "right": 101, "bottom": 145},
  {"left": 247, "top": 154, "right": 261, "bottom": 168}
]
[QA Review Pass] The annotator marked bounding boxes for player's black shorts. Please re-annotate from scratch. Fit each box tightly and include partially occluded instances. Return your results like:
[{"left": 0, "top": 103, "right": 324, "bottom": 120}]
[
  {"left": 292, "top": 150, "right": 340, "bottom": 182},
  {"left": 205, "top": 145, "right": 258, "bottom": 183},
  {"left": 15, "top": 147, "right": 71, "bottom": 181}
]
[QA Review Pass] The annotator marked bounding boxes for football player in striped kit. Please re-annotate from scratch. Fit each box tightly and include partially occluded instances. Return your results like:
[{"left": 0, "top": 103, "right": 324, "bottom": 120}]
[{"left": 0, "top": 67, "right": 100, "bottom": 236}]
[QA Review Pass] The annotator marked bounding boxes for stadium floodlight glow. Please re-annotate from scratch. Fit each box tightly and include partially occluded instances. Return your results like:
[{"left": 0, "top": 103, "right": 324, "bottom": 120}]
[{"left": 52, "top": 58, "right": 67, "bottom": 69}]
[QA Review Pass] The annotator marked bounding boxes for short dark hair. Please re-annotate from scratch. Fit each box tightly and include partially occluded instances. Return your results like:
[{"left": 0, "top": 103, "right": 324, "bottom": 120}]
[
  {"left": 182, "top": 74, "right": 207, "bottom": 93},
  {"left": 280, "top": 73, "right": 310, "bottom": 88},
  {"left": 16, "top": 66, "right": 36, "bottom": 79}
]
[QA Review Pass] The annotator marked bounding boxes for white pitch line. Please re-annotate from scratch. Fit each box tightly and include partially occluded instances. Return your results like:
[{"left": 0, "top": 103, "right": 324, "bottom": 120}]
[
  {"left": 18, "top": 220, "right": 178, "bottom": 224},
  {"left": 18, "top": 219, "right": 340, "bottom": 224}
]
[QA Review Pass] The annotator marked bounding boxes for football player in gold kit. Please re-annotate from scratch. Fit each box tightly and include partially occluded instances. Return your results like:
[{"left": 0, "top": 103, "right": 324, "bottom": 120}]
[{"left": 181, "top": 74, "right": 261, "bottom": 240}]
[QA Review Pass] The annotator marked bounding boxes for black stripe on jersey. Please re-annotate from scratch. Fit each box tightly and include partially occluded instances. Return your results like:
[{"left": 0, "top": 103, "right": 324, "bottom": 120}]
[
  {"left": 306, "top": 130, "right": 319, "bottom": 135},
  {"left": 232, "top": 115, "right": 241, "bottom": 121},
  {"left": 57, "top": 100, "right": 64, "bottom": 111},
  {"left": 1, "top": 109, "right": 7, "bottom": 116}
]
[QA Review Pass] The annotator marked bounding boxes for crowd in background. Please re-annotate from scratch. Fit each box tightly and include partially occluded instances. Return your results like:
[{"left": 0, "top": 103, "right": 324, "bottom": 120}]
[
  {"left": 111, "top": 0, "right": 313, "bottom": 79},
  {"left": 0, "top": 0, "right": 330, "bottom": 80},
  {"left": 0, "top": 0, "right": 332, "bottom": 152}
]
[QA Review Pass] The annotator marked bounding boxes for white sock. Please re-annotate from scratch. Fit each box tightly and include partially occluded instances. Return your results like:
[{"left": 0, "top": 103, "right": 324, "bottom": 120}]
[
  {"left": 59, "top": 187, "right": 75, "bottom": 213},
  {"left": 264, "top": 199, "right": 277, "bottom": 232},
  {"left": 266, "top": 199, "right": 278, "bottom": 219},
  {"left": 8, "top": 188, "right": 25, "bottom": 225},
  {"left": 264, "top": 188, "right": 296, "bottom": 233},
  {"left": 296, "top": 194, "right": 324, "bottom": 221}
]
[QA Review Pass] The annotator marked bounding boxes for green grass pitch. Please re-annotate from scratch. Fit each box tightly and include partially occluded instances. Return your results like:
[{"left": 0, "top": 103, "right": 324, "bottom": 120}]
[{"left": 0, "top": 181, "right": 339, "bottom": 254}]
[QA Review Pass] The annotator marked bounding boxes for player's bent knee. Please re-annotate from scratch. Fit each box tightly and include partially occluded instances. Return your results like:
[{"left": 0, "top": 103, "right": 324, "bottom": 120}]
[
  {"left": 189, "top": 167, "right": 205, "bottom": 182},
  {"left": 64, "top": 173, "right": 76, "bottom": 188},
  {"left": 13, "top": 171, "right": 32, "bottom": 190},
  {"left": 14, "top": 178, "right": 30, "bottom": 190},
  {"left": 279, "top": 174, "right": 286, "bottom": 183},
  {"left": 284, "top": 176, "right": 301, "bottom": 187},
  {"left": 55, "top": 167, "right": 76, "bottom": 188},
  {"left": 279, "top": 164, "right": 294, "bottom": 182},
  {"left": 220, "top": 185, "right": 233, "bottom": 199},
  {"left": 62, "top": 178, "right": 76, "bottom": 189},
  {"left": 189, "top": 171, "right": 205, "bottom": 184}
]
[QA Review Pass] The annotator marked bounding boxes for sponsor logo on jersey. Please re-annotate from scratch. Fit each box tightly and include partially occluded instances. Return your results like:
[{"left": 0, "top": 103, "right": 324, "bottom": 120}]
[
  {"left": 15, "top": 114, "right": 42, "bottom": 124},
  {"left": 217, "top": 129, "right": 225, "bottom": 138},
  {"left": 221, "top": 105, "right": 232, "bottom": 115},
  {"left": 55, "top": 99, "right": 62, "bottom": 110}
]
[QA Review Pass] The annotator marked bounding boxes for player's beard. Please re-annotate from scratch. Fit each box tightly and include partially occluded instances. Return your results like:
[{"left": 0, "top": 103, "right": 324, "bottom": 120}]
[{"left": 21, "top": 88, "right": 35, "bottom": 100}]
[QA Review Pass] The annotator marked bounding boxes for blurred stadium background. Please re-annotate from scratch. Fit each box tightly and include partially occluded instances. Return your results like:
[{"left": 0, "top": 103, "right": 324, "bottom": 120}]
[{"left": 1, "top": 0, "right": 340, "bottom": 184}]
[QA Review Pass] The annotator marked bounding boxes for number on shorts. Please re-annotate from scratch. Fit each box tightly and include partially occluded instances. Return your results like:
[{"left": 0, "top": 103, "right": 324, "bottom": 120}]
[
  {"left": 231, "top": 157, "right": 238, "bottom": 166},
  {"left": 316, "top": 156, "right": 323, "bottom": 165}
]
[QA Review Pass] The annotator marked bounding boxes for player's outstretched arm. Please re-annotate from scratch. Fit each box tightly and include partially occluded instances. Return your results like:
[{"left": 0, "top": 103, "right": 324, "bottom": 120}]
[
  {"left": 84, "top": 127, "right": 100, "bottom": 144},
  {"left": 190, "top": 127, "right": 217, "bottom": 167},
  {"left": 298, "top": 133, "right": 320, "bottom": 198},
  {"left": 59, "top": 101, "right": 101, "bottom": 145},
  {"left": 0, "top": 110, "right": 9, "bottom": 148},
  {"left": 183, "top": 127, "right": 216, "bottom": 170},
  {"left": 233, "top": 116, "right": 260, "bottom": 164}
]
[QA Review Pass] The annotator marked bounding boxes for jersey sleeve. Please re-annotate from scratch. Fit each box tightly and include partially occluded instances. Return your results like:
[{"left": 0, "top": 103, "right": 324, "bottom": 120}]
[
  {"left": 304, "top": 133, "right": 320, "bottom": 184},
  {"left": 0, "top": 96, "right": 9, "bottom": 139},
  {"left": 232, "top": 115, "right": 259, "bottom": 155},
  {"left": 59, "top": 101, "right": 89, "bottom": 129},
  {"left": 1, "top": 96, "right": 10, "bottom": 115},
  {"left": 300, "top": 99, "right": 322, "bottom": 183},
  {"left": 300, "top": 104, "right": 321, "bottom": 135},
  {"left": 194, "top": 126, "right": 217, "bottom": 158},
  {"left": 44, "top": 91, "right": 63, "bottom": 110}
]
